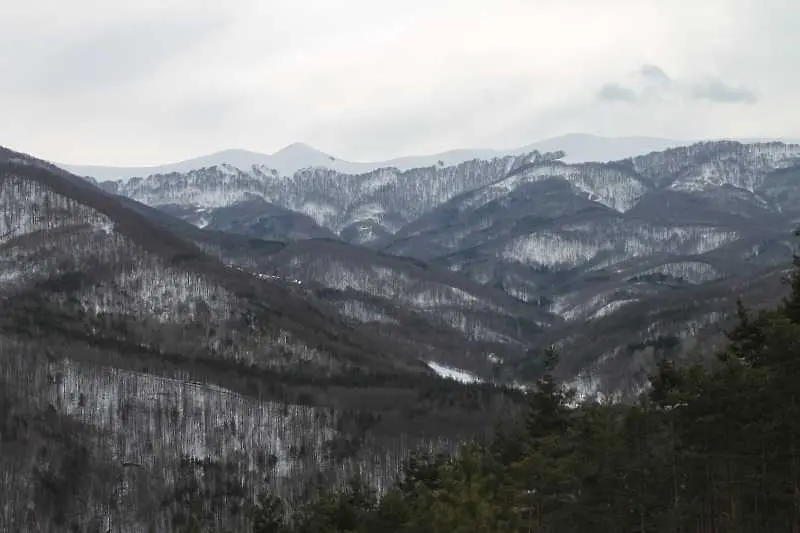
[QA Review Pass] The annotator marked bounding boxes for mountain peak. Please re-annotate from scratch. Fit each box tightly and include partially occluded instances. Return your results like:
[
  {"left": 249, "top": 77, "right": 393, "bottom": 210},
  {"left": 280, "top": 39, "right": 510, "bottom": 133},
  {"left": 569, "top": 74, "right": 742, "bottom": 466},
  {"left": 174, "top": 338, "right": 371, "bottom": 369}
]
[
  {"left": 57, "top": 134, "right": 799, "bottom": 182},
  {"left": 272, "top": 142, "right": 333, "bottom": 159},
  {"left": 274, "top": 142, "right": 318, "bottom": 154},
  {"left": 269, "top": 142, "right": 336, "bottom": 170}
]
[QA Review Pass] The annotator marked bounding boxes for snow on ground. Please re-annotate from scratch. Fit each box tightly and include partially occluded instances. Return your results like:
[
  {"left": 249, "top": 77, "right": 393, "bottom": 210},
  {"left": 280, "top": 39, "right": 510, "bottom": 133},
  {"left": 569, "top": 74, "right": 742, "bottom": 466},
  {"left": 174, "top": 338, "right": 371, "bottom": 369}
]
[
  {"left": 425, "top": 361, "right": 482, "bottom": 384},
  {"left": 590, "top": 299, "right": 636, "bottom": 320}
]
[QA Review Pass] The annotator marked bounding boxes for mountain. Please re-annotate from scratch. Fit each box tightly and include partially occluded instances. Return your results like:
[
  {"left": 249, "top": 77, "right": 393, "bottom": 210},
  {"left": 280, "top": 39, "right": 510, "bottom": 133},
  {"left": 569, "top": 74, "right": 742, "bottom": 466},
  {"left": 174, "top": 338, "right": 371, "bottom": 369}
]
[
  {"left": 0, "top": 146, "right": 529, "bottom": 531},
  {"left": 99, "top": 154, "right": 540, "bottom": 244},
  {"left": 58, "top": 134, "right": 696, "bottom": 181},
  {"left": 380, "top": 141, "right": 800, "bottom": 394},
  {"left": 517, "top": 133, "right": 685, "bottom": 163},
  {"left": 0, "top": 150, "right": 429, "bottom": 378},
  {"left": 5, "top": 137, "right": 800, "bottom": 530},
  {"left": 99, "top": 140, "right": 800, "bottom": 396},
  {"left": 57, "top": 134, "right": 800, "bottom": 183}
]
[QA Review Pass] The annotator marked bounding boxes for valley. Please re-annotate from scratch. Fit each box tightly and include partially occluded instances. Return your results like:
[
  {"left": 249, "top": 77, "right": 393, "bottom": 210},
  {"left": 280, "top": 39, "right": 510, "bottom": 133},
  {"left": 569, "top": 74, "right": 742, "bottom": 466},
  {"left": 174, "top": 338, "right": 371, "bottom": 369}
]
[
  {"left": 1, "top": 138, "right": 799, "bottom": 531},
  {"left": 94, "top": 140, "right": 800, "bottom": 391}
]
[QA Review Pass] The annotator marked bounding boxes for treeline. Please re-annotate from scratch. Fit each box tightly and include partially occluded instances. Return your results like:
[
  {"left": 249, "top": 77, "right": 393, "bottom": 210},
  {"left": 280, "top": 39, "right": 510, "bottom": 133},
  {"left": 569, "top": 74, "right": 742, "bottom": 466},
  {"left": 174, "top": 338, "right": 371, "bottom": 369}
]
[{"left": 185, "top": 257, "right": 800, "bottom": 532}]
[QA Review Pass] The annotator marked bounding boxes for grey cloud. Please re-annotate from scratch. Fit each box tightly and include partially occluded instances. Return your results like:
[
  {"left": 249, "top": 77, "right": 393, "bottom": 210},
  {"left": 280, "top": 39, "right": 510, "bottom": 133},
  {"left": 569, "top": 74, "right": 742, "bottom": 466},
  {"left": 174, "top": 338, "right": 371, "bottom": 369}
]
[
  {"left": 1, "top": 1, "right": 796, "bottom": 165},
  {"left": 596, "top": 83, "right": 638, "bottom": 102},
  {"left": 597, "top": 64, "right": 672, "bottom": 103},
  {"left": 690, "top": 78, "right": 757, "bottom": 104},
  {"left": 599, "top": 64, "right": 757, "bottom": 106},
  {"left": 315, "top": 77, "right": 545, "bottom": 160},
  {"left": 639, "top": 64, "right": 671, "bottom": 86},
  {"left": 167, "top": 95, "right": 243, "bottom": 132},
  {"left": 5, "top": 13, "right": 228, "bottom": 98}
]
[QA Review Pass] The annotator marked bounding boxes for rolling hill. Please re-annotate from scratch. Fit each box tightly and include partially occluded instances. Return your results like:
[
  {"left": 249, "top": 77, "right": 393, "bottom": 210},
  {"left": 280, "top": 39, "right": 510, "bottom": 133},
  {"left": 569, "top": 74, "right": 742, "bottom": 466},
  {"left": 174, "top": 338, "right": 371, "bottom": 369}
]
[
  {"left": 0, "top": 146, "right": 526, "bottom": 531},
  {"left": 4, "top": 138, "right": 800, "bottom": 530}
]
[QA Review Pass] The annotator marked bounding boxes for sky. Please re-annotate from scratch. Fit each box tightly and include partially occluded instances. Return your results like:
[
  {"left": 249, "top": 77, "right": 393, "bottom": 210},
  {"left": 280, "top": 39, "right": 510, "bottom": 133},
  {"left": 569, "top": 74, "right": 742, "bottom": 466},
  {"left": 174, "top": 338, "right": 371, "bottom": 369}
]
[{"left": 1, "top": 0, "right": 798, "bottom": 165}]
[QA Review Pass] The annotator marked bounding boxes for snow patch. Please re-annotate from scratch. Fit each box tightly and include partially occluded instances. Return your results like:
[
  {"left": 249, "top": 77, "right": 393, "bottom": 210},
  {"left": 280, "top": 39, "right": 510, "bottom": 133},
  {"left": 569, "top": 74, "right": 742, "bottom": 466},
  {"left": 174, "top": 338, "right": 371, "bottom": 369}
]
[
  {"left": 502, "top": 222, "right": 739, "bottom": 269},
  {"left": 335, "top": 300, "right": 397, "bottom": 324},
  {"left": 425, "top": 361, "right": 482, "bottom": 384},
  {"left": 590, "top": 299, "right": 636, "bottom": 320}
]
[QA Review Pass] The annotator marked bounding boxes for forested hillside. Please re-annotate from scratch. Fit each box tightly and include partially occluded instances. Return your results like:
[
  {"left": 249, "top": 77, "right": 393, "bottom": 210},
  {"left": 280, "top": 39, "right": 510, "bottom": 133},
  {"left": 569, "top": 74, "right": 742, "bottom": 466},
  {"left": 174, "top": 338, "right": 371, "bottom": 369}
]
[
  {"left": 0, "top": 148, "right": 526, "bottom": 532},
  {"left": 98, "top": 141, "right": 800, "bottom": 394},
  {"left": 4, "top": 0, "right": 798, "bottom": 528},
  {"left": 4, "top": 141, "right": 800, "bottom": 531},
  {"left": 176, "top": 247, "right": 800, "bottom": 532}
]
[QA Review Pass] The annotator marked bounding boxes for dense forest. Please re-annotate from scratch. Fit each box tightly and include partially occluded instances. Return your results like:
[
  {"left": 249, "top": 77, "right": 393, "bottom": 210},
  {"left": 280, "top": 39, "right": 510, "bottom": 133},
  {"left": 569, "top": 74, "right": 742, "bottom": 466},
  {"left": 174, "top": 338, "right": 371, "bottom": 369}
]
[
  {"left": 177, "top": 250, "right": 800, "bottom": 532},
  {"left": 4, "top": 146, "right": 800, "bottom": 531}
]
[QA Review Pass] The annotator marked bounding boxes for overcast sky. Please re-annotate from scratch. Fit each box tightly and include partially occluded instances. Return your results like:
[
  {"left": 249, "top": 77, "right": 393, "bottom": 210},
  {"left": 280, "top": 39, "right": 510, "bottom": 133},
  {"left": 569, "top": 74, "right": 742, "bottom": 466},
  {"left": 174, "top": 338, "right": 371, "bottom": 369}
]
[{"left": 1, "top": 0, "right": 798, "bottom": 165}]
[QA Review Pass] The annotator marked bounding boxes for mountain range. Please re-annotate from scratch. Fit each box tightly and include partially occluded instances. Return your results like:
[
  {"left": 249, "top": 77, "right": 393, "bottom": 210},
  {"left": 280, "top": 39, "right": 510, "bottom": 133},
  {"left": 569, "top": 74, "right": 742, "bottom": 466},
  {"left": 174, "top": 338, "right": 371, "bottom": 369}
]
[
  {"left": 2, "top": 135, "right": 800, "bottom": 530},
  {"left": 59, "top": 134, "right": 800, "bottom": 182},
  {"left": 2, "top": 145, "right": 527, "bottom": 531},
  {"left": 57, "top": 134, "right": 788, "bottom": 182},
  {"left": 86, "top": 139, "right": 800, "bottom": 390}
]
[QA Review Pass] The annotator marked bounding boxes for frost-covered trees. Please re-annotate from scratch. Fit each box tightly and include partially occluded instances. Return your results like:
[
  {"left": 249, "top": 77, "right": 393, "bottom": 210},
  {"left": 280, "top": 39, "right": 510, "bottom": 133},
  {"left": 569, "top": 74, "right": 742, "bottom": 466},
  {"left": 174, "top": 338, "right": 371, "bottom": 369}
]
[
  {"left": 0, "top": 336, "right": 462, "bottom": 532},
  {"left": 501, "top": 222, "right": 738, "bottom": 269}
]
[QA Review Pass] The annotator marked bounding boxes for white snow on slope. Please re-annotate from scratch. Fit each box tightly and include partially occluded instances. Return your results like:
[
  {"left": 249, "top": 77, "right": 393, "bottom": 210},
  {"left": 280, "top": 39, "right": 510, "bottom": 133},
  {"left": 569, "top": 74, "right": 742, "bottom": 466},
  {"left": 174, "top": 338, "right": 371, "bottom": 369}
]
[
  {"left": 634, "top": 141, "right": 800, "bottom": 191},
  {"left": 108, "top": 155, "right": 520, "bottom": 237},
  {"left": 113, "top": 164, "right": 279, "bottom": 208},
  {"left": 503, "top": 232, "right": 613, "bottom": 268},
  {"left": 0, "top": 175, "right": 114, "bottom": 245},
  {"left": 633, "top": 261, "right": 722, "bottom": 284},
  {"left": 550, "top": 291, "right": 621, "bottom": 321},
  {"left": 335, "top": 300, "right": 398, "bottom": 324},
  {"left": 439, "top": 310, "right": 515, "bottom": 343},
  {"left": 78, "top": 258, "right": 234, "bottom": 323},
  {"left": 590, "top": 299, "right": 637, "bottom": 320},
  {"left": 457, "top": 162, "right": 647, "bottom": 214},
  {"left": 22, "top": 356, "right": 448, "bottom": 496},
  {"left": 287, "top": 255, "right": 498, "bottom": 313},
  {"left": 502, "top": 224, "right": 739, "bottom": 269},
  {"left": 425, "top": 361, "right": 482, "bottom": 384}
]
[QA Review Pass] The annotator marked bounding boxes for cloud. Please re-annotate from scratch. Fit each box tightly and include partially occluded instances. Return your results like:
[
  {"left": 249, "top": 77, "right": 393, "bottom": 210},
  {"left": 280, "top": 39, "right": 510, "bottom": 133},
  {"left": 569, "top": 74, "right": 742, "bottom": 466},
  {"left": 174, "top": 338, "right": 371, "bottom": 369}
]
[
  {"left": 639, "top": 64, "right": 672, "bottom": 87},
  {"left": 690, "top": 78, "right": 758, "bottom": 104},
  {"left": 166, "top": 96, "right": 242, "bottom": 132},
  {"left": 595, "top": 64, "right": 673, "bottom": 104},
  {"left": 597, "top": 83, "right": 638, "bottom": 102},
  {"left": 0, "top": 0, "right": 796, "bottom": 165},
  {"left": 2, "top": 12, "right": 228, "bottom": 99},
  {"left": 598, "top": 64, "right": 757, "bottom": 107}
]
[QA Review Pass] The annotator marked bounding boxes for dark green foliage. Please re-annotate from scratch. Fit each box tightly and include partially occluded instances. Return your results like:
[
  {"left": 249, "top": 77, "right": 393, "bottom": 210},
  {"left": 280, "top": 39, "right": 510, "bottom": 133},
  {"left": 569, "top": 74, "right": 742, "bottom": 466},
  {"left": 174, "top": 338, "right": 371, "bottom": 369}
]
[
  {"left": 783, "top": 248, "right": 800, "bottom": 324},
  {"left": 249, "top": 491, "right": 286, "bottom": 533},
  {"left": 292, "top": 478, "right": 378, "bottom": 533}
]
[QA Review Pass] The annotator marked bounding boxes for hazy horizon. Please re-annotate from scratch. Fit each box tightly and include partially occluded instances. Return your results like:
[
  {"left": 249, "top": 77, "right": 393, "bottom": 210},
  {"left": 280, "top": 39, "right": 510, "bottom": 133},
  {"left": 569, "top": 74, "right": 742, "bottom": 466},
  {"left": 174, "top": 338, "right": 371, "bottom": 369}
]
[{"left": 3, "top": 1, "right": 799, "bottom": 166}]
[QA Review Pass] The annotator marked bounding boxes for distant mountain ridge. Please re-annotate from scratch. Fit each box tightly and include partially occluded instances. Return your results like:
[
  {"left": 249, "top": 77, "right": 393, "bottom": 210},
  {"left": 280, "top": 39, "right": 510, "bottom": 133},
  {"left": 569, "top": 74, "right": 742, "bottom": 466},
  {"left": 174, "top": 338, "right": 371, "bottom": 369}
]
[
  {"left": 57, "top": 134, "right": 691, "bottom": 181},
  {"left": 56, "top": 134, "right": 800, "bottom": 182},
  {"left": 11, "top": 138, "right": 800, "bottom": 396},
  {"left": 95, "top": 139, "right": 800, "bottom": 395},
  {"left": 1, "top": 145, "right": 541, "bottom": 531}
]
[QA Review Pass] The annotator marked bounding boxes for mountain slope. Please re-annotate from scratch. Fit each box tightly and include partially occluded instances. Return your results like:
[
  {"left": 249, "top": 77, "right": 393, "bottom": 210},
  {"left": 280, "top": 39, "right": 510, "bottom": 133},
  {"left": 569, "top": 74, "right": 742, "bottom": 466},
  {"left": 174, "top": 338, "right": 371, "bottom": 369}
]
[
  {"left": 1, "top": 158, "right": 438, "bottom": 379},
  {"left": 245, "top": 238, "right": 554, "bottom": 377},
  {"left": 101, "top": 153, "right": 542, "bottom": 244},
  {"left": 99, "top": 185, "right": 552, "bottom": 380},
  {"left": 396, "top": 141, "right": 800, "bottom": 394},
  {"left": 1, "top": 145, "right": 541, "bottom": 388},
  {"left": 46, "top": 140, "right": 800, "bottom": 394},
  {"left": 104, "top": 141, "right": 800, "bottom": 245},
  {"left": 1, "top": 145, "right": 531, "bottom": 531}
]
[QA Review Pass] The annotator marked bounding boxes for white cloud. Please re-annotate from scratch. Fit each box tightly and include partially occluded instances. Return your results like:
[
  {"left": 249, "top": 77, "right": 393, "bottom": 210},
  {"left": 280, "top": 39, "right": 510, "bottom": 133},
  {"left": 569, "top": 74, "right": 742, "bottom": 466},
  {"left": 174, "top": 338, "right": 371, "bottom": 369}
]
[
  {"left": 595, "top": 64, "right": 757, "bottom": 105},
  {"left": 0, "top": 0, "right": 797, "bottom": 165}
]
